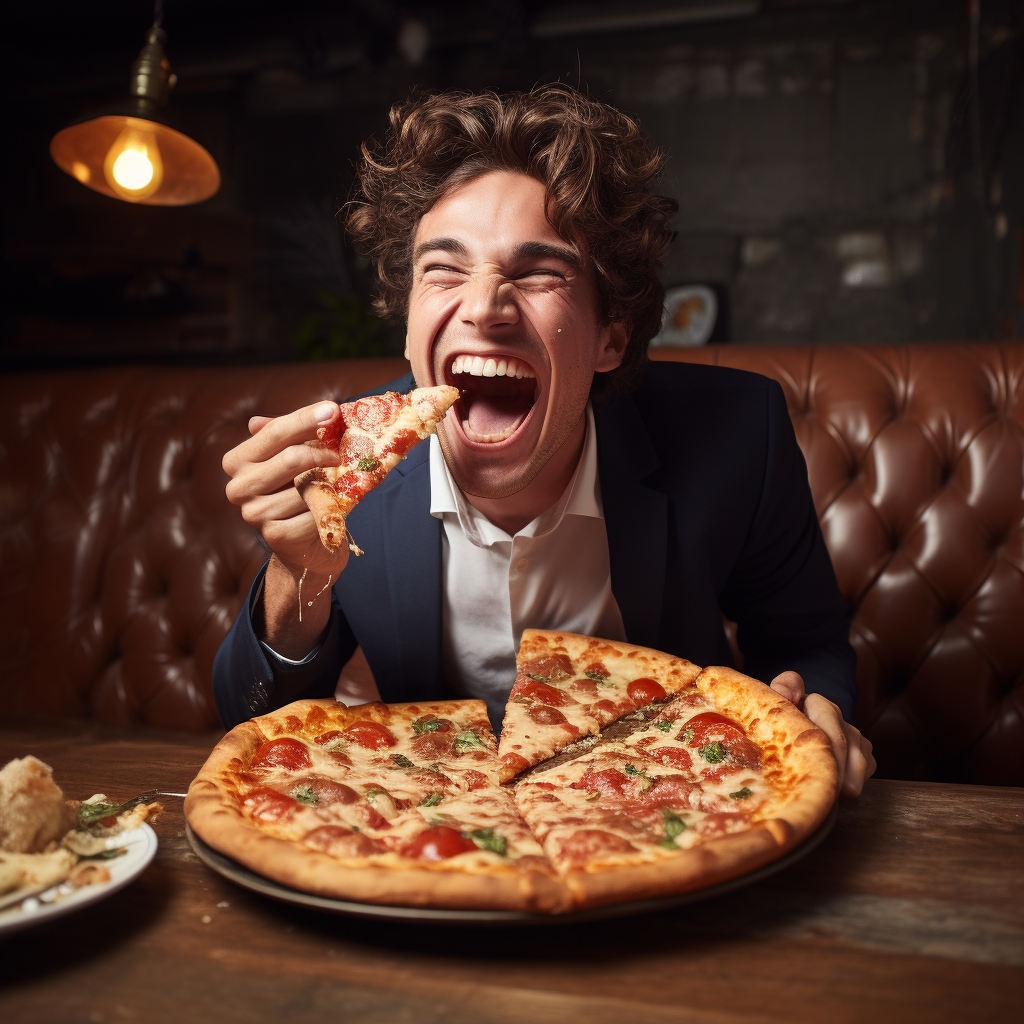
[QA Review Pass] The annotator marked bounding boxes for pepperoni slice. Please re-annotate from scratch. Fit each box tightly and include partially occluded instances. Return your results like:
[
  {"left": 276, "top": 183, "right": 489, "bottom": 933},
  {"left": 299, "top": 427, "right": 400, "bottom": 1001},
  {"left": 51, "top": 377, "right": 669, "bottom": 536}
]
[
  {"left": 643, "top": 774, "right": 701, "bottom": 807},
  {"left": 645, "top": 746, "right": 693, "bottom": 772},
  {"left": 501, "top": 752, "right": 530, "bottom": 777},
  {"left": 627, "top": 678, "right": 666, "bottom": 705},
  {"left": 313, "top": 731, "right": 343, "bottom": 745},
  {"left": 571, "top": 768, "right": 630, "bottom": 797},
  {"left": 527, "top": 704, "right": 580, "bottom": 736},
  {"left": 339, "top": 721, "right": 397, "bottom": 750},
  {"left": 291, "top": 774, "right": 358, "bottom": 805},
  {"left": 250, "top": 738, "right": 311, "bottom": 772},
  {"left": 699, "top": 811, "right": 751, "bottom": 837},
  {"left": 402, "top": 825, "right": 478, "bottom": 861},
  {"left": 460, "top": 770, "right": 490, "bottom": 791},
  {"left": 303, "top": 824, "right": 386, "bottom": 857},
  {"left": 353, "top": 803, "right": 392, "bottom": 831},
  {"left": 571, "top": 678, "right": 599, "bottom": 699},
  {"left": 685, "top": 713, "right": 762, "bottom": 769},
  {"left": 557, "top": 829, "right": 637, "bottom": 864},
  {"left": 243, "top": 787, "right": 299, "bottom": 822},
  {"left": 411, "top": 730, "right": 456, "bottom": 760},
  {"left": 512, "top": 679, "right": 575, "bottom": 707},
  {"left": 522, "top": 652, "right": 573, "bottom": 680}
]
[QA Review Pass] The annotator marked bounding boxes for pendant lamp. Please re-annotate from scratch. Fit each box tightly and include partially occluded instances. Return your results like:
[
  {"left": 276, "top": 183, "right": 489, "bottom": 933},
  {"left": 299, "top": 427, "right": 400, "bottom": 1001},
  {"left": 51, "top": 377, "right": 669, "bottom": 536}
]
[{"left": 49, "top": 2, "right": 219, "bottom": 206}]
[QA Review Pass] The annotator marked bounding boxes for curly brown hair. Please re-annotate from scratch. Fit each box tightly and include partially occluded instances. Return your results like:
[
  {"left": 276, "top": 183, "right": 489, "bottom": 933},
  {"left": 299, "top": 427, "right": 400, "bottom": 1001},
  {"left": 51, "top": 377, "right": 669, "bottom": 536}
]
[{"left": 345, "top": 84, "right": 678, "bottom": 399}]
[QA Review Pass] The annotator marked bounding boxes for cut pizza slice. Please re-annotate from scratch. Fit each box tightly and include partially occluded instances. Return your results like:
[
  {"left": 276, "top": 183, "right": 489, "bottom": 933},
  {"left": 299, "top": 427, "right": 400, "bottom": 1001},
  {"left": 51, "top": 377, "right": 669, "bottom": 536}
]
[
  {"left": 511, "top": 666, "right": 838, "bottom": 909},
  {"left": 296, "top": 385, "right": 459, "bottom": 553},
  {"left": 497, "top": 630, "right": 702, "bottom": 781}
]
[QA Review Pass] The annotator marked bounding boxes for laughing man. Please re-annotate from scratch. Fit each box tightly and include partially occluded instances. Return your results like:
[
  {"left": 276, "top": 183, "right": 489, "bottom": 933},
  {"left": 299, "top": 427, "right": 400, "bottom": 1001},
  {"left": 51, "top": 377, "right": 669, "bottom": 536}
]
[{"left": 214, "top": 86, "right": 875, "bottom": 796}]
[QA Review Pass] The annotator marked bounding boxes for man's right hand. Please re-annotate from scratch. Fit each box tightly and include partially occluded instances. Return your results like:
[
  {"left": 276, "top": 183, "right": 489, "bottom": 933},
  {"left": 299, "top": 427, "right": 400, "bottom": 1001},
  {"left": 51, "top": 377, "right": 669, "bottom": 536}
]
[{"left": 223, "top": 401, "right": 349, "bottom": 657}]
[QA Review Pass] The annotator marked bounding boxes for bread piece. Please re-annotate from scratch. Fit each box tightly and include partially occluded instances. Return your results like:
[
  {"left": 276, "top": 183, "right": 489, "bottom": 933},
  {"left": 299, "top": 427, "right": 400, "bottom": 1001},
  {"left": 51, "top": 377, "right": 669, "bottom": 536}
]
[{"left": 0, "top": 756, "right": 77, "bottom": 853}]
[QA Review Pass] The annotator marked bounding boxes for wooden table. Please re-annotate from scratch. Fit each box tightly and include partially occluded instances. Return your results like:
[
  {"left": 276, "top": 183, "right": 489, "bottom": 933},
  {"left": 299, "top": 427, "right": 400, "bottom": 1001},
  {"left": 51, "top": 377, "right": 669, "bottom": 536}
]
[{"left": 1, "top": 720, "right": 1022, "bottom": 1024}]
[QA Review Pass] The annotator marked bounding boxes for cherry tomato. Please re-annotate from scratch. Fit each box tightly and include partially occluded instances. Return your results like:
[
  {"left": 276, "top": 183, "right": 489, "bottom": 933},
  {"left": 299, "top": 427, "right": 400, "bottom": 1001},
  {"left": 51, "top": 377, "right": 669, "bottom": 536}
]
[
  {"left": 339, "top": 721, "right": 397, "bottom": 750},
  {"left": 627, "top": 678, "right": 667, "bottom": 704},
  {"left": 402, "top": 825, "right": 478, "bottom": 861},
  {"left": 250, "top": 738, "right": 311, "bottom": 772}
]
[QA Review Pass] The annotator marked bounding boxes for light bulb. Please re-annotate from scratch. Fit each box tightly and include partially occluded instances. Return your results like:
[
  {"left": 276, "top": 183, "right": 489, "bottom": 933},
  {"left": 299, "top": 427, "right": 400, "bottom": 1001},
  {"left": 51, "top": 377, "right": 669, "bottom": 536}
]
[{"left": 103, "top": 119, "right": 164, "bottom": 201}]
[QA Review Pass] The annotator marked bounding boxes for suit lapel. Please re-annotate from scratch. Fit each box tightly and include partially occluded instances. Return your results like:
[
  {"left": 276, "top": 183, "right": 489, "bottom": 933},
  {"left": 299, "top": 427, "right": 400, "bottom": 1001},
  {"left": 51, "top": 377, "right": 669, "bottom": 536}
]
[
  {"left": 377, "top": 442, "right": 447, "bottom": 701},
  {"left": 595, "top": 394, "right": 669, "bottom": 649}
]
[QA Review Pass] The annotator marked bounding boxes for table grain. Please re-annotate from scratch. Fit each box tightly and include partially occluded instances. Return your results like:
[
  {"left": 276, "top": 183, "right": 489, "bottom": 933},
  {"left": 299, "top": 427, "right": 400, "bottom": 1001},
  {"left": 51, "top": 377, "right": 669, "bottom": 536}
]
[{"left": 1, "top": 720, "right": 1022, "bottom": 1024}]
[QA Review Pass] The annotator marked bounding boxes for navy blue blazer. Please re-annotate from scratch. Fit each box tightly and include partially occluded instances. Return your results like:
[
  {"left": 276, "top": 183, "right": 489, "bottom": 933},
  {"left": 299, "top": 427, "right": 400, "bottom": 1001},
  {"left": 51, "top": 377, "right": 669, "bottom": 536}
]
[{"left": 213, "top": 361, "right": 856, "bottom": 729}]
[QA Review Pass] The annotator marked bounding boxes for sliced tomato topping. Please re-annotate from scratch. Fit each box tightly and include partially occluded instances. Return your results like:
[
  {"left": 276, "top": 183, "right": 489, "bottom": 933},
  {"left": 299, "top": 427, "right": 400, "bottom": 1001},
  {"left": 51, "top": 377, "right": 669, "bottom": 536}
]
[
  {"left": 339, "top": 721, "right": 397, "bottom": 750},
  {"left": 557, "top": 829, "right": 637, "bottom": 864},
  {"left": 402, "top": 825, "right": 478, "bottom": 862},
  {"left": 571, "top": 768, "right": 630, "bottom": 797},
  {"left": 250, "top": 737, "right": 311, "bottom": 772},
  {"left": 243, "top": 787, "right": 299, "bottom": 822},
  {"left": 512, "top": 678, "right": 575, "bottom": 707},
  {"left": 627, "top": 678, "right": 667, "bottom": 705},
  {"left": 686, "top": 712, "right": 744, "bottom": 745}
]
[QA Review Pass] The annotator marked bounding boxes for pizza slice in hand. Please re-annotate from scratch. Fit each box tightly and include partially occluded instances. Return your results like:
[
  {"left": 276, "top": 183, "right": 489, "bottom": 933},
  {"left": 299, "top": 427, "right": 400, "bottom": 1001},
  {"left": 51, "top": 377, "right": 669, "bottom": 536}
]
[
  {"left": 497, "top": 630, "right": 702, "bottom": 781},
  {"left": 295, "top": 385, "right": 459, "bottom": 553}
]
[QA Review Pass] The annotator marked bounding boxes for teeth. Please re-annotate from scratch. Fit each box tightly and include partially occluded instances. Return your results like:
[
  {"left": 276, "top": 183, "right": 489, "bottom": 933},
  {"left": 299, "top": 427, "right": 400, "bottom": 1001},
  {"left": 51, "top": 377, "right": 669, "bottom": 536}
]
[
  {"left": 450, "top": 355, "right": 536, "bottom": 379},
  {"left": 462, "top": 418, "right": 520, "bottom": 443}
]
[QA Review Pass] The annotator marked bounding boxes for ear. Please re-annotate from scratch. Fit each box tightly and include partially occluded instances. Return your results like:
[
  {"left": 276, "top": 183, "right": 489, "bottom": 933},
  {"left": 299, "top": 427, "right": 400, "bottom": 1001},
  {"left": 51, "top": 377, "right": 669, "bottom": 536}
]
[
  {"left": 404, "top": 335, "right": 411, "bottom": 361},
  {"left": 594, "top": 321, "right": 629, "bottom": 373}
]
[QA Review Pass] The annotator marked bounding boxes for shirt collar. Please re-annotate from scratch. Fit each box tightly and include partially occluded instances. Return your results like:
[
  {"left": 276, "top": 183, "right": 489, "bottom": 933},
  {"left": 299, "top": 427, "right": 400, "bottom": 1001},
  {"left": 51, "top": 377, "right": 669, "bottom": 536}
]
[{"left": 429, "top": 403, "right": 603, "bottom": 547}]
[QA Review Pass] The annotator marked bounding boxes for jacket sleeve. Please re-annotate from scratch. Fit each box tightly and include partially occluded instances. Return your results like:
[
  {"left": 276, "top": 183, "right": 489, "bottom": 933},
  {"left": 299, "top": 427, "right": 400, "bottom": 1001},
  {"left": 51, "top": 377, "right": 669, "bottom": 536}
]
[
  {"left": 719, "top": 381, "right": 858, "bottom": 722},
  {"left": 212, "top": 561, "right": 359, "bottom": 729}
]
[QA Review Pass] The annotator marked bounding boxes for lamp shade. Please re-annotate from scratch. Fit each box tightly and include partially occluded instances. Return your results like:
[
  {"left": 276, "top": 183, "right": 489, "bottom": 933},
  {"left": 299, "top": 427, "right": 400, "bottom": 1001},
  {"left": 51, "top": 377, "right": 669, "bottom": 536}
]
[
  {"left": 51, "top": 109, "right": 220, "bottom": 206},
  {"left": 50, "top": 24, "right": 220, "bottom": 206}
]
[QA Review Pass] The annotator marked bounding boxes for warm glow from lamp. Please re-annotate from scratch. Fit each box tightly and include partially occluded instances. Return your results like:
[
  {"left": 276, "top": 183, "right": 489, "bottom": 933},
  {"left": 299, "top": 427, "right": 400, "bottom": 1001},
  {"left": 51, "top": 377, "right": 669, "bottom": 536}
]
[{"left": 103, "top": 120, "right": 164, "bottom": 201}]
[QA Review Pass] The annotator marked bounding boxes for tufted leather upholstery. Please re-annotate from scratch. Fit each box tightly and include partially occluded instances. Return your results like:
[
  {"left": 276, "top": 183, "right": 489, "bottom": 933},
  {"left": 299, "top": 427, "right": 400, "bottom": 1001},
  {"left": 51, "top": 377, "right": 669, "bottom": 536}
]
[{"left": 1, "top": 344, "right": 1021, "bottom": 784}]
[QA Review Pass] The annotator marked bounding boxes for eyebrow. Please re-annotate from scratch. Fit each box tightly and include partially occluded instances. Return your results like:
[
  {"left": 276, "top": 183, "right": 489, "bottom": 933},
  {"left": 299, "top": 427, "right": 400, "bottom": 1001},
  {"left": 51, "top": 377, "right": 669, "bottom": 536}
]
[{"left": 413, "top": 237, "right": 582, "bottom": 269}]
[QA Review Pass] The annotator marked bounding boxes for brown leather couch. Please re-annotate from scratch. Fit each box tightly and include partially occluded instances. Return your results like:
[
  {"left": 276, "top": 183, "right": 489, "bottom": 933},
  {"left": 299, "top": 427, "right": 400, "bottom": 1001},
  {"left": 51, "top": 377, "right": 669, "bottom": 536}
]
[{"left": 2, "top": 343, "right": 1021, "bottom": 785}]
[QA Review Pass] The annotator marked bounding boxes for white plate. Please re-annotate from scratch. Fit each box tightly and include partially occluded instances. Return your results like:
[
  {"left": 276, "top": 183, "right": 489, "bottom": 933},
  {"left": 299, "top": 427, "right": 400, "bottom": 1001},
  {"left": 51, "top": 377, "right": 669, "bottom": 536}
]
[
  {"left": 651, "top": 284, "right": 718, "bottom": 347},
  {"left": 0, "top": 824, "right": 158, "bottom": 936}
]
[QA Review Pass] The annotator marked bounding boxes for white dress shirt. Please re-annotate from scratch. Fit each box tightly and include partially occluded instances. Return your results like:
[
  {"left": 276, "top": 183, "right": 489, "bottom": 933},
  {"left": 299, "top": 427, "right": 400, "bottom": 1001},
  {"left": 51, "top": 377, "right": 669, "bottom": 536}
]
[{"left": 429, "top": 404, "right": 626, "bottom": 722}]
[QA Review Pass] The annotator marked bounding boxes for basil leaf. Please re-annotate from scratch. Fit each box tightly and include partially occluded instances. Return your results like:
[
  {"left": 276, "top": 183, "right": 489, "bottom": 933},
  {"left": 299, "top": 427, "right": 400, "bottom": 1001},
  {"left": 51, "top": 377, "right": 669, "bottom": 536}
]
[
  {"left": 623, "top": 764, "right": 647, "bottom": 777},
  {"left": 657, "top": 836, "right": 679, "bottom": 849},
  {"left": 700, "top": 741, "right": 726, "bottom": 764},
  {"left": 730, "top": 787, "right": 753, "bottom": 800},
  {"left": 662, "top": 807, "right": 687, "bottom": 839},
  {"left": 454, "top": 730, "right": 486, "bottom": 753},
  {"left": 413, "top": 718, "right": 440, "bottom": 734},
  {"left": 526, "top": 673, "right": 548, "bottom": 684},
  {"left": 584, "top": 670, "right": 610, "bottom": 683},
  {"left": 654, "top": 721, "right": 673, "bottom": 732},
  {"left": 390, "top": 753, "right": 415, "bottom": 769},
  {"left": 77, "top": 802, "right": 124, "bottom": 827},
  {"left": 291, "top": 784, "right": 318, "bottom": 806},
  {"left": 679, "top": 727, "right": 695, "bottom": 744},
  {"left": 464, "top": 828, "right": 507, "bottom": 856},
  {"left": 356, "top": 457, "right": 380, "bottom": 471},
  {"left": 87, "top": 847, "right": 130, "bottom": 861},
  {"left": 420, "top": 793, "right": 442, "bottom": 807}
]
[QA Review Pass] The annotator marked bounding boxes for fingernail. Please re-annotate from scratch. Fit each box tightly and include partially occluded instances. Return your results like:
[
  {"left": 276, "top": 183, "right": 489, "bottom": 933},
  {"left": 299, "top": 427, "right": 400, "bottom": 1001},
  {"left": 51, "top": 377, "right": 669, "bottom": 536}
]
[{"left": 314, "top": 403, "right": 336, "bottom": 424}]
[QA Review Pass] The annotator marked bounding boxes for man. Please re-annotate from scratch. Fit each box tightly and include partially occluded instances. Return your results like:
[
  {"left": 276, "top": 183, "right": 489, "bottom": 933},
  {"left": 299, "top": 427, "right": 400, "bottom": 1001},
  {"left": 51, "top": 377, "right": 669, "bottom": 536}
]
[{"left": 215, "top": 85, "right": 875, "bottom": 796}]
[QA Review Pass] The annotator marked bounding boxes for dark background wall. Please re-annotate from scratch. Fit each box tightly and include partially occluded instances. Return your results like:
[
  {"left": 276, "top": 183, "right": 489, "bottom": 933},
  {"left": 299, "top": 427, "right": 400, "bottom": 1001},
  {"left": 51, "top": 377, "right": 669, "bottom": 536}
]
[{"left": 4, "top": 0, "right": 1022, "bottom": 368}]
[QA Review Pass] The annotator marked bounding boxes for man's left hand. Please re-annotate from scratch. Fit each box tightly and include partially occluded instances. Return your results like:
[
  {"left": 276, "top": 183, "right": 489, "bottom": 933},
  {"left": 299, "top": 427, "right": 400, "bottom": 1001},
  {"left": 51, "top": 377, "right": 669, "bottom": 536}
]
[{"left": 769, "top": 671, "right": 876, "bottom": 797}]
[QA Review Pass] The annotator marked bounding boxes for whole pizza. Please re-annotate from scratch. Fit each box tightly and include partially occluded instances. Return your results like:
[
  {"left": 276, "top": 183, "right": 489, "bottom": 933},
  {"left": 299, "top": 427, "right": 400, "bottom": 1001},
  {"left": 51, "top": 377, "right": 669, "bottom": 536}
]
[{"left": 185, "top": 631, "right": 837, "bottom": 914}]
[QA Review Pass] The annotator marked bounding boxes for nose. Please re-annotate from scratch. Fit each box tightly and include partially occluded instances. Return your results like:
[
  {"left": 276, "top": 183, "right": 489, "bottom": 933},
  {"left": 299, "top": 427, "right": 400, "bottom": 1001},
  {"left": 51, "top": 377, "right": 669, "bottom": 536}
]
[{"left": 459, "top": 272, "right": 519, "bottom": 331}]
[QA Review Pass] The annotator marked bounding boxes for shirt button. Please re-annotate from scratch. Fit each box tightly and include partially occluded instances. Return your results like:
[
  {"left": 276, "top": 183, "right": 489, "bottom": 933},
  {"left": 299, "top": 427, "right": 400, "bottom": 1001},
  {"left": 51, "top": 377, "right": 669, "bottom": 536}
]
[{"left": 516, "top": 557, "right": 529, "bottom": 571}]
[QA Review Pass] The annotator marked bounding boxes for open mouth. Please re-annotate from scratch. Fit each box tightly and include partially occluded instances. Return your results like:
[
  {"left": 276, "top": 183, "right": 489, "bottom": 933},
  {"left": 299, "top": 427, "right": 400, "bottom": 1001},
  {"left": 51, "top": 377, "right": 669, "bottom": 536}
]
[{"left": 444, "top": 354, "right": 539, "bottom": 443}]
